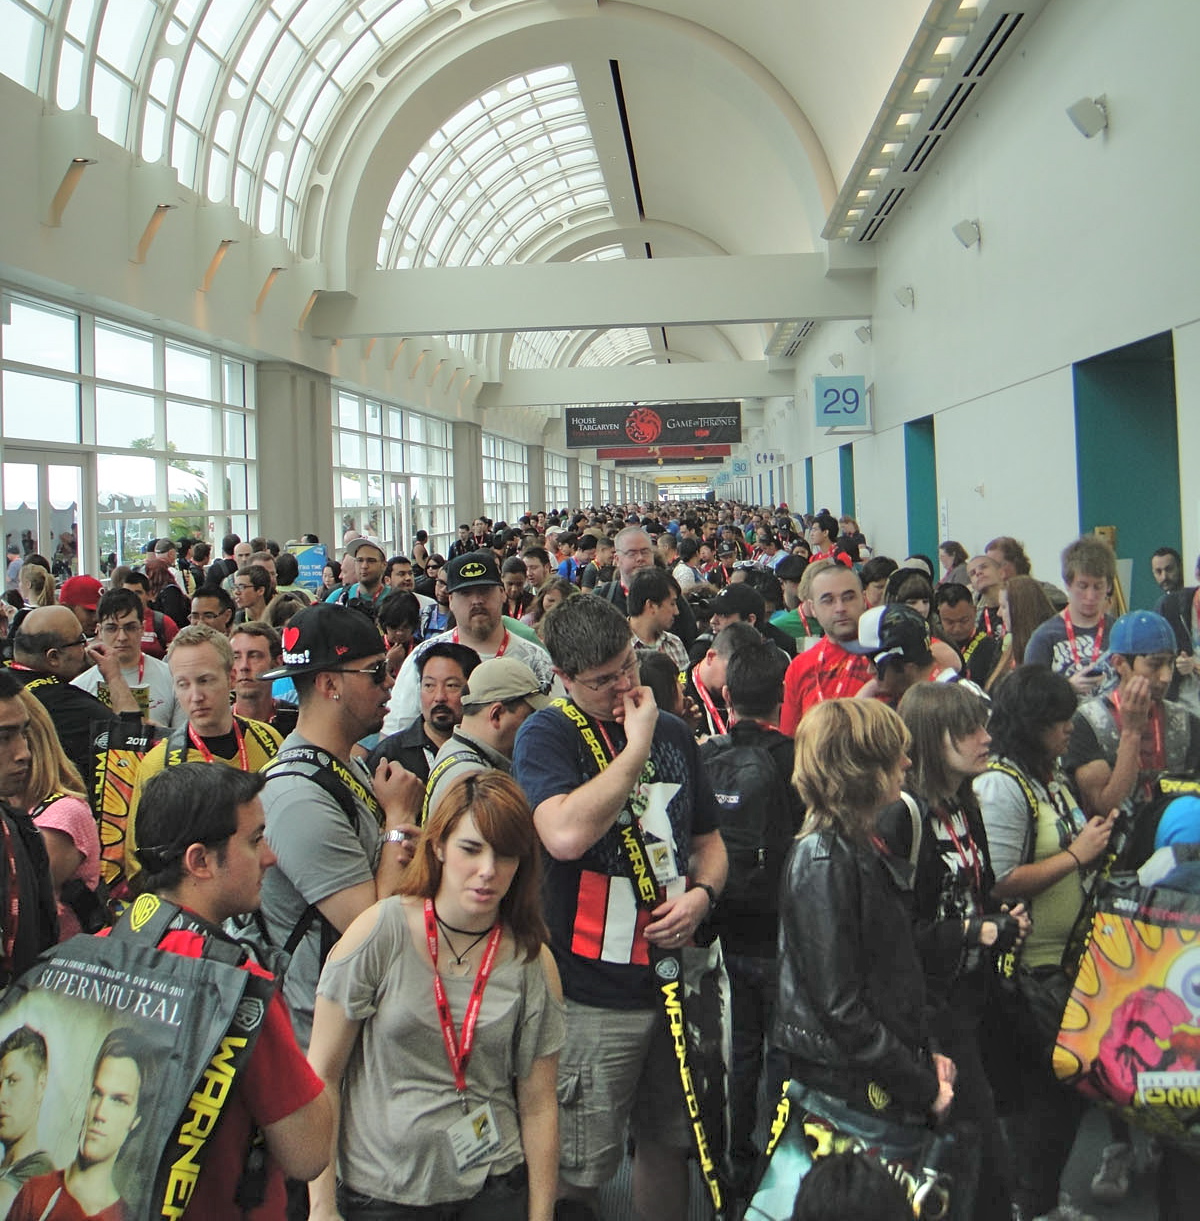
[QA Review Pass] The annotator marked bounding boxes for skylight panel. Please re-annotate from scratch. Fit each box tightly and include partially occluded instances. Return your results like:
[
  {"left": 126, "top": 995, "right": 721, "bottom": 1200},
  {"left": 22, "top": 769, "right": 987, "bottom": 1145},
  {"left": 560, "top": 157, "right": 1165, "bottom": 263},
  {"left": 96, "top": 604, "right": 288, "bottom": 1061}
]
[
  {"left": 197, "top": 0, "right": 245, "bottom": 60},
  {"left": 96, "top": 0, "right": 154, "bottom": 79},
  {"left": 0, "top": 2, "right": 44, "bottom": 92}
]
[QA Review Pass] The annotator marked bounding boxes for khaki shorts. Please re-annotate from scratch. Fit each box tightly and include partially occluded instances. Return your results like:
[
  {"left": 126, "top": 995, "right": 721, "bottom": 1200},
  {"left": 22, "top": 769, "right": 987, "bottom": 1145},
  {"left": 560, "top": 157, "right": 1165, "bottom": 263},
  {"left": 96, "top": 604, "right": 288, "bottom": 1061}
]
[{"left": 556, "top": 998, "right": 691, "bottom": 1189}]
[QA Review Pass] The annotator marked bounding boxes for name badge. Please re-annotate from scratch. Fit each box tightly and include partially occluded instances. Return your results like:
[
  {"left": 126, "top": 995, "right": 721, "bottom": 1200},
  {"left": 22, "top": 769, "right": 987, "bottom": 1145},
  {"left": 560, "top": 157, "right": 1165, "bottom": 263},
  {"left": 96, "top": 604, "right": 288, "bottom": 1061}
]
[{"left": 448, "top": 1101, "right": 502, "bottom": 1171}]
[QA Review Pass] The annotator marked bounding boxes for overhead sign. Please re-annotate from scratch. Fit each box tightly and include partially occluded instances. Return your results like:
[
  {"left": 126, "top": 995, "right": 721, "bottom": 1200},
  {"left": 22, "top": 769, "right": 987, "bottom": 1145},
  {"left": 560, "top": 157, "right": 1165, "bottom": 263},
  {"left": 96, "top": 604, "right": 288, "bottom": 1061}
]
[
  {"left": 614, "top": 456, "right": 724, "bottom": 468},
  {"left": 754, "top": 450, "right": 784, "bottom": 467},
  {"left": 655, "top": 474, "right": 712, "bottom": 485},
  {"left": 814, "top": 375, "right": 868, "bottom": 428},
  {"left": 565, "top": 402, "right": 742, "bottom": 450},
  {"left": 595, "top": 444, "right": 731, "bottom": 461},
  {"left": 732, "top": 459, "right": 749, "bottom": 476}
]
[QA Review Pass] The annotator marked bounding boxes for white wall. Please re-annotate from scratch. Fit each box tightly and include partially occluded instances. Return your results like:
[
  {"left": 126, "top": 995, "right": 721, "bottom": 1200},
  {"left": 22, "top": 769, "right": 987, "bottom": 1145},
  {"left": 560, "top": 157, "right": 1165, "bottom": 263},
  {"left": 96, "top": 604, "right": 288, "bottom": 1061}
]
[{"left": 769, "top": 0, "right": 1200, "bottom": 573}]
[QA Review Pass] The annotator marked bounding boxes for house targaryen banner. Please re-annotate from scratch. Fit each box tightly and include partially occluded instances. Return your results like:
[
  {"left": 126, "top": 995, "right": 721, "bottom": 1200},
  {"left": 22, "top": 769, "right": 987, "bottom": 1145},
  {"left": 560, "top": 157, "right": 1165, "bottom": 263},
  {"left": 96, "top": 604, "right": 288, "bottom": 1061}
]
[
  {"left": 0, "top": 895, "right": 272, "bottom": 1220},
  {"left": 564, "top": 403, "right": 742, "bottom": 449}
]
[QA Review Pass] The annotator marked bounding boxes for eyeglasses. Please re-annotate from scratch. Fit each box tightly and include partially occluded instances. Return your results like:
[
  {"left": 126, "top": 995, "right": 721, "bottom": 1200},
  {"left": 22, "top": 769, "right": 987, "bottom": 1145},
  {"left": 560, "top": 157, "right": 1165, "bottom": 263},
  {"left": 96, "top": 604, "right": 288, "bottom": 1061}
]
[
  {"left": 99, "top": 620, "right": 141, "bottom": 638},
  {"left": 572, "top": 653, "right": 639, "bottom": 693},
  {"left": 617, "top": 548, "right": 653, "bottom": 559},
  {"left": 331, "top": 659, "right": 390, "bottom": 685},
  {"left": 54, "top": 635, "right": 88, "bottom": 651},
  {"left": 189, "top": 610, "right": 226, "bottom": 623}
]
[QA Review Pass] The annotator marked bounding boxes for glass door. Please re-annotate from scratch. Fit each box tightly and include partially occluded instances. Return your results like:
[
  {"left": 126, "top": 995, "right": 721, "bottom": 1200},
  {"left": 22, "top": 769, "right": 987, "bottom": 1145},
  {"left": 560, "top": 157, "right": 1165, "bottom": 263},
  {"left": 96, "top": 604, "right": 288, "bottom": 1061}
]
[{"left": 2, "top": 449, "right": 93, "bottom": 580}]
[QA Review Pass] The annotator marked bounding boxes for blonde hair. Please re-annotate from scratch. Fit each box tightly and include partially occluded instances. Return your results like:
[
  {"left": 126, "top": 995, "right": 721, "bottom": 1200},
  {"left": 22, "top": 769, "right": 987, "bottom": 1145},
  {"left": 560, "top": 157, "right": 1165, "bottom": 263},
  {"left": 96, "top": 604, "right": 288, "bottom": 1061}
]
[
  {"left": 20, "top": 690, "right": 86, "bottom": 805},
  {"left": 22, "top": 566, "right": 55, "bottom": 607},
  {"left": 793, "top": 698, "right": 910, "bottom": 840}
]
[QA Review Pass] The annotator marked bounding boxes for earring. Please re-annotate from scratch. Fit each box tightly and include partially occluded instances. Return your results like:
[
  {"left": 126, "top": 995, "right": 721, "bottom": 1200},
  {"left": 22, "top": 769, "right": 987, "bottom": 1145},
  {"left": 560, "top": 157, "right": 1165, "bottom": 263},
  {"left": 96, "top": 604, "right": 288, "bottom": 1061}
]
[{"left": 331, "top": 693, "right": 340, "bottom": 701}]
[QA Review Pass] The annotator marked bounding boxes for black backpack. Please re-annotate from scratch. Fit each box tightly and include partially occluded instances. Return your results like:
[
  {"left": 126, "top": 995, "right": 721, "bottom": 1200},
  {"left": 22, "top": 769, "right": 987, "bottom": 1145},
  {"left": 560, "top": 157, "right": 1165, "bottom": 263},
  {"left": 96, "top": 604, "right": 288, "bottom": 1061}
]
[{"left": 700, "top": 725, "right": 802, "bottom": 915}]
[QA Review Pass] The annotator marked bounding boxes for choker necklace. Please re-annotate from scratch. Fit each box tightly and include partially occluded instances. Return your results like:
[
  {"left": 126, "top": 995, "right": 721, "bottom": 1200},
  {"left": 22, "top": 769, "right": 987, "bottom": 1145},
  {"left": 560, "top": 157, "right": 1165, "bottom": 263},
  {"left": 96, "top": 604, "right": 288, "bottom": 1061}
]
[{"left": 434, "top": 906, "right": 495, "bottom": 967}]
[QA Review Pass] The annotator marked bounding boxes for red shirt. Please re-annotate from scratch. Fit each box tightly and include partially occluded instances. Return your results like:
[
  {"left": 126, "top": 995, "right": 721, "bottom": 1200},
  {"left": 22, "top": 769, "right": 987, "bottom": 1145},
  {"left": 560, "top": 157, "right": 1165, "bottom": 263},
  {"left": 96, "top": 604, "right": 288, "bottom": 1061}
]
[
  {"left": 780, "top": 638, "right": 872, "bottom": 734},
  {"left": 140, "top": 608, "right": 178, "bottom": 660},
  {"left": 9, "top": 1170, "right": 129, "bottom": 1220}
]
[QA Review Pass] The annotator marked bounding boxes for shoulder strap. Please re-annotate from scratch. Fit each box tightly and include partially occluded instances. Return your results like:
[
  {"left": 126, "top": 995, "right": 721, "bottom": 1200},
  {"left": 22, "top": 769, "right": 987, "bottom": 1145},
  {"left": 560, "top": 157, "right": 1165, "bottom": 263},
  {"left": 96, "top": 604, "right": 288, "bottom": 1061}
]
[
  {"left": 164, "top": 721, "right": 191, "bottom": 767},
  {"left": 153, "top": 609, "right": 167, "bottom": 648},
  {"left": 986, "top": 759, "right": 1040, "bottom": 870},
  {"left": 265, "top": 745, "right": 379, "bottom": 825},
  {"left": 899, "top": 792, "right": 923, "bottom": 868},
  {"left": 420, "top": 748, "right": 486, "bottom": 826},
  {"left": 238, "top": 716, "right": 281, "bottom": 759}
]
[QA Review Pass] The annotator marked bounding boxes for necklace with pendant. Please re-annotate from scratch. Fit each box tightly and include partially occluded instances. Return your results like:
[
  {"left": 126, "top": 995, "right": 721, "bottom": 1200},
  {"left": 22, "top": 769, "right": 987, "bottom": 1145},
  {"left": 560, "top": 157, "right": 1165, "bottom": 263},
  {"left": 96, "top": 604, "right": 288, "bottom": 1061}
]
[{"left": 435, "top": 907, "right": 494, "bottom": 976}]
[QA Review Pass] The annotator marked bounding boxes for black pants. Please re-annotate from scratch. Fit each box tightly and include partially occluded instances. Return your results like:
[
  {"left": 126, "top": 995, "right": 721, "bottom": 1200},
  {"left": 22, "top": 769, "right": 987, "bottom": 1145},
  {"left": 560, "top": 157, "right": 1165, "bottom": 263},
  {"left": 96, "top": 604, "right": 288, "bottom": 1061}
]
[{"left": 337, "top": 1165, "right": 529, "bottom": 1221}]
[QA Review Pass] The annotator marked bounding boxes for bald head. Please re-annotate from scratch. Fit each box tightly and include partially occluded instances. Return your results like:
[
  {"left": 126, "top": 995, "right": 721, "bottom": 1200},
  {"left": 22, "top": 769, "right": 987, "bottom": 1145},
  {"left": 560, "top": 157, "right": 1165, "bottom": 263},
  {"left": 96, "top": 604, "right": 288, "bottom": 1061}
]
[{"left": 14, "top": 606, "right": 91, "bottom": 678}]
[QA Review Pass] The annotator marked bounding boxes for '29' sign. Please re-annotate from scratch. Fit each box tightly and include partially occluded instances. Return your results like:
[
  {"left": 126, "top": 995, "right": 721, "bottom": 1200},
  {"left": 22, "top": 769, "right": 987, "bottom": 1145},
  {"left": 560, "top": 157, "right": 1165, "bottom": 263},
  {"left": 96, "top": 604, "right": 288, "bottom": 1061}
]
[{"left": 813, "top": 376, "right": 867, "bottom": 427}]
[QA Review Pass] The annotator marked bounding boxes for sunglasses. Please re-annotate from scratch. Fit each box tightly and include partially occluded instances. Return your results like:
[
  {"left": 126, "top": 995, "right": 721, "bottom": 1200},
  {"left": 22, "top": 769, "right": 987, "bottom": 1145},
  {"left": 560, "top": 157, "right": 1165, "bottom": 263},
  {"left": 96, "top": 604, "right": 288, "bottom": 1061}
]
[{"left": 330, "top": 659, "right": 390, "bottom": 685}]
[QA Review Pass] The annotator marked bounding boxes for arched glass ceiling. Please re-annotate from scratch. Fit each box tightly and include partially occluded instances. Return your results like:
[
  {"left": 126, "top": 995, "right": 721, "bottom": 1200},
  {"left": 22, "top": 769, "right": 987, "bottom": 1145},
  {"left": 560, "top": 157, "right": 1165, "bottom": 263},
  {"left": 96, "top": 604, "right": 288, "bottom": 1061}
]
[
  {"left": 0, "top": 0, "right": 523, "bottom": 242},
  {"left": 576, "top": 329, "right": 655, "bottom": 367},
  {"left": 377, "top": 65, "right": 610, "bottom": 270}
]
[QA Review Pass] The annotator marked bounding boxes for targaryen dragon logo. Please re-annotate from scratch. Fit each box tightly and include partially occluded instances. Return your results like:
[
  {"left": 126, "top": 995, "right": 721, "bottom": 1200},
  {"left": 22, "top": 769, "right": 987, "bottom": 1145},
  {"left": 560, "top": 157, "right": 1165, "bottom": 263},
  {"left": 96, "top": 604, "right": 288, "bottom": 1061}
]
[{"left": 625, "top": 407, "right": 662, "bottom": 445}]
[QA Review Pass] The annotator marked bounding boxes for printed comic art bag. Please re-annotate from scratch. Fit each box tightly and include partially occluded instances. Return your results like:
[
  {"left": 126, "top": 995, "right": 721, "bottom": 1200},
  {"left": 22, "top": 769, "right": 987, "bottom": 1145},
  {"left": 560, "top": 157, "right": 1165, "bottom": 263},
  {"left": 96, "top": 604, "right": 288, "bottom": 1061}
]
[
  {"left": 0, "top": 895, "right": 273, "bottom": 1220},
  {"left": 1053, "top": 871, "right": 1200, "bottom": 1150},
  {"left": 93, "top": 719, "right": 163, "bottom": 901}
]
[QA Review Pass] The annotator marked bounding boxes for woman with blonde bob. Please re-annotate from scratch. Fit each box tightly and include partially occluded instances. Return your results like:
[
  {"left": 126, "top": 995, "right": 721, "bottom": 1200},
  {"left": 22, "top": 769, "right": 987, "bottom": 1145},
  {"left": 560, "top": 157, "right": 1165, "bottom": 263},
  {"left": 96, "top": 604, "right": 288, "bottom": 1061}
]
[
  {"left": 307, "top": 771, "right": 565, "bottom": 1221},
  {"left": 20, "top": 690, "right": 102, "bottom": 939},
  {"left": 772, "top": 699, "right": 954, "bottom": 1178}
]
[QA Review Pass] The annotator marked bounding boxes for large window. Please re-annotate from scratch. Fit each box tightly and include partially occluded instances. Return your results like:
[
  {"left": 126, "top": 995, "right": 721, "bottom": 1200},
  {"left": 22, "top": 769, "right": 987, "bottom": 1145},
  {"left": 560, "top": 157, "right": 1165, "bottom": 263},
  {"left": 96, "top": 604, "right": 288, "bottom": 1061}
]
[
  {"left": 482, "top": 434, "right": 528, "bottom": 524},
  {"left": 578, "top": 462, "right": 596, "bottom": 509},
  {"left": 544, "top": 451, "right": 568, "bottom": 513},
  {"left": 332, "top": 390, "right": 453, "bottom": 555},
  {"left": 0, "top": 288, "right": 257, "bottom": 570}
]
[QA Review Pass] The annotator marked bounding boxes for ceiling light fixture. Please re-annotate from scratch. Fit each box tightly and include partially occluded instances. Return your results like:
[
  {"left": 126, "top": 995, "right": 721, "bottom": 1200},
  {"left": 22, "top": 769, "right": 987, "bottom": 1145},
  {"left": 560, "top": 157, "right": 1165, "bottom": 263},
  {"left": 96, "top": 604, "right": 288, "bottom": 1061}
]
[
  {"left": 829, "top": 353, "right": 844, "bottom": 369},
  {"left": 894, "top": 286, "right": 915, "bottom": 309},
  {"left": 854, "top": 325, "right": 872, "bottom": 344},
  {"left": 1066, "top": 96, "right": 1108, "bottom": 138}
]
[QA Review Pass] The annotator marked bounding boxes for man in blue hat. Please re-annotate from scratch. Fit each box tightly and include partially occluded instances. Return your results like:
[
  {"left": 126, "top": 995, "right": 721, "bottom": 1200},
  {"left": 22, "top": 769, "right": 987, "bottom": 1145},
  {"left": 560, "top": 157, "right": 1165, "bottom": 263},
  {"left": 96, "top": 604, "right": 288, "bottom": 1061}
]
[{"left": 1065, "top": 609, "right": 1200, "bottom": 824}]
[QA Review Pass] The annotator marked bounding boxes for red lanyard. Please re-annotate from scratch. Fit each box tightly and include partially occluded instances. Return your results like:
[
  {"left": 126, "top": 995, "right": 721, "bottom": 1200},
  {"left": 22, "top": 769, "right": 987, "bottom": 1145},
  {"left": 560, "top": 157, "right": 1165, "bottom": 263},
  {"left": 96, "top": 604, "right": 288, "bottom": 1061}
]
[
  {"left": 1063, "top": 610, "right": 1103, "bottom": 672},
  {"left": 1112, "top": 691, "right": 1165, "bottom": 772},
  {"left": 982, "top": 607, "right": 996, "bottom": 637},
  {"left": 798, "top": 608, "right": 813, "bottom": 635},
  {"left": 695, "top": 679, "right": 727, "bottom": 734},
  {"left": 938, "top": 805, "right": 983, "bottom": 896},
  {"left": 187, "top": 719, "right": 247, "bottom": 770},
  {"left": 424, "top": 899, "right": 503, "bottom": 1108},
  {"left": 812, "top": 638, "right": 866, "bottom": 703},
  {"left": 452, "top": 628, "right": 509, "bottom": 658}
]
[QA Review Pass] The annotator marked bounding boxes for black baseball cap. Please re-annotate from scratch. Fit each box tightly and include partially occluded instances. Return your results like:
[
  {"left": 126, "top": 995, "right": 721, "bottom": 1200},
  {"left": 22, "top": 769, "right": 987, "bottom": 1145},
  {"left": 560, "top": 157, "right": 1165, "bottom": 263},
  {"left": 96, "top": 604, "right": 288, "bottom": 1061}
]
[
  {"left": 258, "top": 603, "right": 384, "bottom": 680},
  {"left": 445, "top": 551, "right": 502, "bottom": 593},
  {"left": 774, "top": 554, "right": 807, "bottom": 582},
  {"left": 709, "top": 583, "right": 766, "bottom": 622},
  {"left": 853, "top": 604, "right": 933, "bottom": 669}
]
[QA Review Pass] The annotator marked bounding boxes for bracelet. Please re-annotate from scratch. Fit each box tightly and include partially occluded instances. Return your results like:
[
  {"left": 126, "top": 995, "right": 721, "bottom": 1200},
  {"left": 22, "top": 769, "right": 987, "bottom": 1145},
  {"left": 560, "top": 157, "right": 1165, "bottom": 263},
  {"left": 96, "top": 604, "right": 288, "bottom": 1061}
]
[
  {"left": 382, "top": 829, "right": 408, "bottom": 844},
  {"left": 689, "top": 881, "right": 718, "bottom": 911},
  {"left": 1065, "top": 845, "right": 1083, "bottom": 872}
]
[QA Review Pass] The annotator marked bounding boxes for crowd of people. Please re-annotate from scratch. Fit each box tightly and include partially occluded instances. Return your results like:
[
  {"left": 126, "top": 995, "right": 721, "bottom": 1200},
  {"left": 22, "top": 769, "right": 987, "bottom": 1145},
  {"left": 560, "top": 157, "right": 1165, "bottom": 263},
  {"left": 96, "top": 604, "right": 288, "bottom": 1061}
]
[{"left": 0, "top": 501, "right": 1197, "bottom": 1221}]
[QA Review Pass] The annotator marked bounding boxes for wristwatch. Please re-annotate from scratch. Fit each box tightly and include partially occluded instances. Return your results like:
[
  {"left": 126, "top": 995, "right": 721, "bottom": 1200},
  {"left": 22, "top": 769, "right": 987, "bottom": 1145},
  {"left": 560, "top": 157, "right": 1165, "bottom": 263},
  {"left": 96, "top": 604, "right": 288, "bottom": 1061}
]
[
  {"left": 382, "top": 829, "right": 408, "bottom": 844},
  {"left": 689, "top": 881, "right": 718, "bottom": 912}
]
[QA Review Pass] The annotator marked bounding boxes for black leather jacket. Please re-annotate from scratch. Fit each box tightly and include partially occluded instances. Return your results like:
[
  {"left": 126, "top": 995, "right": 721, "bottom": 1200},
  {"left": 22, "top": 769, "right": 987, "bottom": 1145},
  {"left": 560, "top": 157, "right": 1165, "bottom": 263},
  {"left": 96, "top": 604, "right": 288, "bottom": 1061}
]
[{"left": 773, "top": 828, "right": 939, "bottom": 1119}]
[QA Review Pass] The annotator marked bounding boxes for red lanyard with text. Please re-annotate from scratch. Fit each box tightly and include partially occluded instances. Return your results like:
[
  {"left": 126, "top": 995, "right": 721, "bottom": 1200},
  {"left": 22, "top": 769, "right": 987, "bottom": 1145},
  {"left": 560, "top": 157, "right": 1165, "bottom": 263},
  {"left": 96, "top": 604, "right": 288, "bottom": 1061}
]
[
  {"left": 452, "top": 628, "right": 509, "bottom": 659},
  {"left": 424, "top": 899, "right": 503, "bottom": 1111},
  {"left": 695, "top": 679, "right": 727, "bottom": 734},
  {"left": 1112, "top": 691, "right": 1165, "bottom": 772},
  {"left": 0, "top": 817, "right": 16, "bottom": 974},
  {"left": 1063, "top": 610, "right": 1103, "bottom": 672},
  {"left": 812, "top": 638, "right": 864, "bottom": 703},
  {"left": 938, "top": 805, "right": 983, "bottom": 896},
  {"left": 187, "top": 719, "right": 247, "bottom": 770}
]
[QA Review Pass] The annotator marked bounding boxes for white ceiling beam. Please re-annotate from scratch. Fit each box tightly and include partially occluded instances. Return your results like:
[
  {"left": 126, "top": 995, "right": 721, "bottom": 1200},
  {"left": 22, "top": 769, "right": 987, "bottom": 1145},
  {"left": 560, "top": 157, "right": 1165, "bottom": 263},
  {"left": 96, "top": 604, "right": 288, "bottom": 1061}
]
[
  {"left": 476, "top": 361, "right": 793, "bottom": 409},
  {"left": 307, "top": 253, "right": 873, "bottom": 339}
]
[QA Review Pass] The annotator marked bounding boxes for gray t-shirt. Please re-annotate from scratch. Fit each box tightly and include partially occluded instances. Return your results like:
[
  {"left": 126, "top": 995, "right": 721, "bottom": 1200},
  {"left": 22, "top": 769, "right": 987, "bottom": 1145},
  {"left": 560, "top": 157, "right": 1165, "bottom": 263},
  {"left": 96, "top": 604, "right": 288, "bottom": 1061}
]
[
  {"left": 317, "top": 898, "right": 565, "bottom": 1205},
  {"left": 259, "top": 731, "right": 381, "bottom": 1049}
]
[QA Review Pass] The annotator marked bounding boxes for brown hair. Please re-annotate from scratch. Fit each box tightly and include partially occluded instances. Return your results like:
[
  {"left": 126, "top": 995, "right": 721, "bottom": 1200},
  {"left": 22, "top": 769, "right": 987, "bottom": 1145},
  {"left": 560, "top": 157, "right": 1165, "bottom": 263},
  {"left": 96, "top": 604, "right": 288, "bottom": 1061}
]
[
  {"left": 793, "top": 699, "right": 910, "bottom": 841},
  {"left": 1061, "top": 534, "right": 1116, "bottom": 588},
  {"left": 399, "top": 771, "right": 547, "bottom": 962},
  {"left": 897, "top": 681, "right": 990, "bottom": 805},
  {"left": 20, "top": 689, "right": 86, "bottom": 805},
  {"left": 21, "top": 565, "right": 55, "bottom": 607}
]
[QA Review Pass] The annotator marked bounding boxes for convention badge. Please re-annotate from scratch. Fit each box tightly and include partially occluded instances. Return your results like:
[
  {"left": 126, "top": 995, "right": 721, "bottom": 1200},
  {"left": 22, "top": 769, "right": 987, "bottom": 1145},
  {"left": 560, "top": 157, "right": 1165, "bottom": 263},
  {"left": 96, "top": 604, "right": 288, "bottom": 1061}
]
[{"left": 448, "top": 1101, "right": 502, "bottom": 1171}]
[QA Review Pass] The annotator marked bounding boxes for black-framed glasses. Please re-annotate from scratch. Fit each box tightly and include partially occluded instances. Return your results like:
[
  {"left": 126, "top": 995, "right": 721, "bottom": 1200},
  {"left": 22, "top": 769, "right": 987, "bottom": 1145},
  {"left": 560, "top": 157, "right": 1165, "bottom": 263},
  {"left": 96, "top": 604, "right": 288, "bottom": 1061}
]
[
  {"left": 55, "top": 635, "right": 88, "bottom": 651},
  {"left": 331, "top": 660, "right": 390, "bottom": 685}
]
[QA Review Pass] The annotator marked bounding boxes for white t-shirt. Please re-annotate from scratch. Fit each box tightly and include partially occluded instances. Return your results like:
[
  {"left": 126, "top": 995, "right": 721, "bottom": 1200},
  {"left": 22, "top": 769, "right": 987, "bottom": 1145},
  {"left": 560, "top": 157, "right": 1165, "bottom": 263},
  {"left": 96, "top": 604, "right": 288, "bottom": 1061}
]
[{"left": 72, "top": 652, "right": 184, "bottom": 728}]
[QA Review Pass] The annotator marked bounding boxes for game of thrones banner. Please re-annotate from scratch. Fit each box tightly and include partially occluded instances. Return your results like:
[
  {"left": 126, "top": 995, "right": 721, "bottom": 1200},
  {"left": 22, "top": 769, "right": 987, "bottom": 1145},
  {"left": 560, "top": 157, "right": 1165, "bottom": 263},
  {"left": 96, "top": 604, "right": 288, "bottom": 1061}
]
[
  {"left": 0, "top": 898, "right": 272, "bottom": 1221},
  {"left": 565, "top": 403, "right": 742, "bottom": 449}
]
